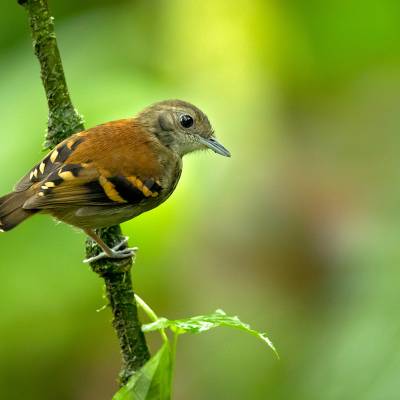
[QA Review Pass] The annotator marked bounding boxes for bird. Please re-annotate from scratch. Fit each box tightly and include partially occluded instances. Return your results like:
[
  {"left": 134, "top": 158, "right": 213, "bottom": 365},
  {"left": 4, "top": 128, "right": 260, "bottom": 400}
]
[{"left": 0, "top": 99, "right": 230, "bottom": 263}]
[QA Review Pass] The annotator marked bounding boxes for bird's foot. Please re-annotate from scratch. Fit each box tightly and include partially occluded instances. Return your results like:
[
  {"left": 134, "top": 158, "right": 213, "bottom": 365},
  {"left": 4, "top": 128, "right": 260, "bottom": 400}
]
[{"left": 83, "top": 237, "right": 138, "bottom": 264}]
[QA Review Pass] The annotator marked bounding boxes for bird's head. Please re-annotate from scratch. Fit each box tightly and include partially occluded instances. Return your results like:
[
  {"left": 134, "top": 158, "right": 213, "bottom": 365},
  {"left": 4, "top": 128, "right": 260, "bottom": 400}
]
[{"left": 137, "top": 99, "right": 231, "bottom": 158}]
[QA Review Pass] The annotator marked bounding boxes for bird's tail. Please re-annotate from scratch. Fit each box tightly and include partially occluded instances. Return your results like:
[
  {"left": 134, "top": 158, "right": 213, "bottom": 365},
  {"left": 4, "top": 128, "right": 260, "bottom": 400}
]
[{"left": 0, "top": 191, "right": 36, "bottom": 231}]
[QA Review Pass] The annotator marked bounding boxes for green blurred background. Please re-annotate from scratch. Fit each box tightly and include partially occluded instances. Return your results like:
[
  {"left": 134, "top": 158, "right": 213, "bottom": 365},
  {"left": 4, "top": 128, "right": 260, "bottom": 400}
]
[{"left": 1, "top": 0, "right": 400, "bottom": 399}]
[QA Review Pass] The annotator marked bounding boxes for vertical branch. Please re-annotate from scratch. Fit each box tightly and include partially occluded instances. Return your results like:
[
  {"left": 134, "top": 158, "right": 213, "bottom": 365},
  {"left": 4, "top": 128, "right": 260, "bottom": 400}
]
[
  {"left": 18, "top": 0, "right": 150, "bottom": 385},
  {"left": 18, "top": 0, "right": 84, "bottom": 148},
  {"left": 87, "top": 226, "right": 151, "bottom": 383}
]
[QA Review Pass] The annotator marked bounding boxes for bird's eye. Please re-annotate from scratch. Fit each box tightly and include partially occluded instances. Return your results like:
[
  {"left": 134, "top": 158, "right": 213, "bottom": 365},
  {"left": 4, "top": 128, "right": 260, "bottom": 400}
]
[{"left": 180, "top": 114, "right": 194, "bottom": 128}]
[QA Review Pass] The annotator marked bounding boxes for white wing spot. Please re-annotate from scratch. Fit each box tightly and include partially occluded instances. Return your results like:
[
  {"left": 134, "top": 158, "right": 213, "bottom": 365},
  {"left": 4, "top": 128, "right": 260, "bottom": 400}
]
[{"left": 50, "top": 149, "right": 59, "bottom": 163}]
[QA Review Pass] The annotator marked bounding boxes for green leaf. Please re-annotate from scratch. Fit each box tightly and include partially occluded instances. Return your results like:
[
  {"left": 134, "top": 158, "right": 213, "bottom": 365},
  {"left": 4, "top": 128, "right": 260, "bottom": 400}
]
[
  {"left": 113, "top": 343, "right": 172, "bottom": 400},
  {"left": 142, "top": 309, "right": 278, "bottom": 358}
]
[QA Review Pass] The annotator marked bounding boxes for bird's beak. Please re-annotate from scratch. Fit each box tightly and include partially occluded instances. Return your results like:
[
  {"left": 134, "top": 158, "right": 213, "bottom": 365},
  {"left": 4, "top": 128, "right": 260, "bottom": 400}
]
[{"left": 198, "top": 136, "right": 231, "bottom": 157}]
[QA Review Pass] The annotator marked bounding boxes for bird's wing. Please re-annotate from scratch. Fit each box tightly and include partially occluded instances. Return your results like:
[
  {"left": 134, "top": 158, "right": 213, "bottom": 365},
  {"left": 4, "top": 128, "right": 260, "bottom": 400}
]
[
  {"left": 23, "top": 163, "right": 163, "bottom": 210},
  {"left": 14, "top": 133, "right": 87, "bottom": 192},
  {"left": 14, "top": 120, "right": 165, "bottom": 210}
]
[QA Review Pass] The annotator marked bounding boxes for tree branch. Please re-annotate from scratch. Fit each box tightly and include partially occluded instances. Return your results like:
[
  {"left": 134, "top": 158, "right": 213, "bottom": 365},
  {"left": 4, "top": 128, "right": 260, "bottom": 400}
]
[
  {"left": 18, "top": 0, "right": 150, "bottom": 385},
  {"left": 18, "top": 0, "right": 84, "bottom": 148}
]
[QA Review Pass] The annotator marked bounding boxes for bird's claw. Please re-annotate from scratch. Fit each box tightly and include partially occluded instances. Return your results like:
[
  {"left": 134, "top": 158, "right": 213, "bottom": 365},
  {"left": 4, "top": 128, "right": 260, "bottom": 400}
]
[{"left": 83, "top": 237, "right": 138, "bottom": 264}]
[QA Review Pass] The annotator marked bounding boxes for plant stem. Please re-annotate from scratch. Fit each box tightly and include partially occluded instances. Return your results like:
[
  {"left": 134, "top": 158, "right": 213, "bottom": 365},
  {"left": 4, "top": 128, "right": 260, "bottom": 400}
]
[
  {"left": 18, "top": 0, "right": 150, "bottom": 385},
  {"left": 135, "top": 293, "right": 169, "bottom": 343}
]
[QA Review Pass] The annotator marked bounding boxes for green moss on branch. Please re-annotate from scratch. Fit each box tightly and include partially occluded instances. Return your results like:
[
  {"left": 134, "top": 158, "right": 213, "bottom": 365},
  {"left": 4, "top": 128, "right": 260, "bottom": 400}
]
[
  {"left": 19, "top": 0, "right": 150, "bottom": 385},
  {"left": 87, "top": 225, "right": 151, "bottom": 383},
  {"left": 20, "top": 0, "right": 84, "bottom": 148}
]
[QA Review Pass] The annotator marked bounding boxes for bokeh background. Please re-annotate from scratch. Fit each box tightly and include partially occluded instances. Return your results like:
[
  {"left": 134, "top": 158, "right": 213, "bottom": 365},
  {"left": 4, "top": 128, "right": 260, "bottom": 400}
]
[{"left": 1, "top": 1, "right": 400, "bottom": 399}]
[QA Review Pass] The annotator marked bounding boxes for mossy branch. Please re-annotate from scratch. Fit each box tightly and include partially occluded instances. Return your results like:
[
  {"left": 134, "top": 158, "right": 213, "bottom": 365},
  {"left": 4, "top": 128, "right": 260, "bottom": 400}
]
[
  {"left": 18, "top": 0, "right": 150, "bottom": 385},
  {"left": 18, "top": 0, "right": 84, "bottom": 148}
]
